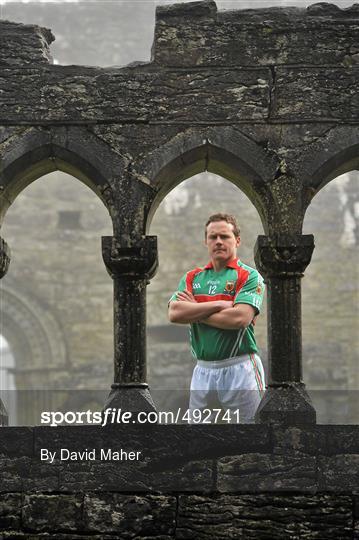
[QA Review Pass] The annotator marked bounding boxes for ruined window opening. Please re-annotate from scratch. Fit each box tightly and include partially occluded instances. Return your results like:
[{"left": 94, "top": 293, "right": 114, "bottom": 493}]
[
  {"left": 0, "top": 170, "right": 113, "bottom": 426},
  {"left": 148, "top": 171, "right": 267, "bottom": 418},
  {"left": 302, "top": 170, "right": 359, "bottom": 424}
]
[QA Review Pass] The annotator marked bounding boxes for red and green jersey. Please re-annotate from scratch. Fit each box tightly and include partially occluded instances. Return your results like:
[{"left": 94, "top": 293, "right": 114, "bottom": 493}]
[{"left": 169, "top": 258, "right": 265, "bottom": 361}]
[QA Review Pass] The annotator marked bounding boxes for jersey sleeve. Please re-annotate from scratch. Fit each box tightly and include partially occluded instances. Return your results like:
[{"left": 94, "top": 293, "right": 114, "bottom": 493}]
[
  {"left": 168, "top": 273, "right": 187, "bottom": 304},
  {"left": 233, "top": 270, "right": 265, "bottom": 314}
]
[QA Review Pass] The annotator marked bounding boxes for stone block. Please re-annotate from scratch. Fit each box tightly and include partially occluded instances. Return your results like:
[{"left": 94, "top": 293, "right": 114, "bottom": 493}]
[
  {"left": 0, "top": 493, "right": 22, "bottom": 530},
  {"left": 22, "top": 494, "right": 83, "bottom": 532},
  {"left": 34, "top": 425, "right": 104, "bottom": 454},
  {"left": 83, "top": 494, "right": 176, "bottom": 535},
  {"left": 272, "top": 67, "right": 359, "bottom": 120},
  {"left": 0, "top": 21, "right": 54, "bottom": 67},
  {"left": 271, "top": 426, "right": 327, "bottom": 455},
  {"left": 176, "top": 494, "right": 353, "bottom": 539},
  {"left": 0, "top": 458, "right": 28, "bottom": 491},
  {"left": 22, "top": 461, "right": 59, "bottom": 492},
  {"left": 320, "top": 425, "right": 359, "bottom": 455},
  {"left": 59, "top": 458, "right": 213, "bottom": 492},
  {"left": 318, "top": 454, "right": 359, "bottom": 492},
  {"left": 147, "top": 424, "right": 272, "bottom": 459},
  {"left": 217, "top": 453, "right": 317, "bottom": 493},
  {"left": 0, "top": 428, "right": 33, "bottom": 457}
]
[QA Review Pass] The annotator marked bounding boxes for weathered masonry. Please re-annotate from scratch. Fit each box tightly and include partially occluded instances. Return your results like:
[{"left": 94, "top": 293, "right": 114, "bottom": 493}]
[{"left": 0, "top": 2, "right": 358, "bottom": 538}]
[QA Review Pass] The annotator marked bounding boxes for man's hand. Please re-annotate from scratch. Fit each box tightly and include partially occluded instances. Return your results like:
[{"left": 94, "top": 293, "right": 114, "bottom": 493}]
[{"left": 176, "top": 290, "right": 196, "bottom": 303}]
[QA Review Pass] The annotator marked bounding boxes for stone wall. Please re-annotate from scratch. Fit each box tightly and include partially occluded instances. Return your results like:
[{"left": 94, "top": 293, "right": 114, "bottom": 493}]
[{"left": 0, "top": 424, "right": 358, "bottom": 538}]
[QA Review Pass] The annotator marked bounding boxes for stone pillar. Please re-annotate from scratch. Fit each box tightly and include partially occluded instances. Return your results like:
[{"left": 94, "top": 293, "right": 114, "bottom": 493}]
[
  {"left": 254, "top": 234, "right": 316, "bottom": 424},
  {"left": 0, "top": 237, "right": 10, "bottom": 279},
  {"left": 0, "top": 237, "right": 10, "bottom": 426},
  {"left": 102, "top": 235, "right": 158, "bottom": 413},
  {"left": 0, "top": 401, "right": 8, "bottom": 426}
]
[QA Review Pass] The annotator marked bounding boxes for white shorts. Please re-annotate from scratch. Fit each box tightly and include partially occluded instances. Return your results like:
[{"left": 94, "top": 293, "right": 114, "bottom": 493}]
[{"left": 189, "top": 354, "right": 265, "bottom": 423}]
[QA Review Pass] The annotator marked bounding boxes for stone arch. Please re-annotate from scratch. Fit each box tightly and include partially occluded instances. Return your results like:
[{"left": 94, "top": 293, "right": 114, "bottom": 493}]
[
  {"left": 300, "top": 126, "right": 359, "bottom": 211},
  {"left": 143, "top": 127, "right": 279, "bottom": 234},
  {"left": 0, "top": 278, "right": 68, "bottom": 380},
  {"left": 0, "top": 127, "right": 116, "bottom": 228},
  {"left": 0, "top": 135, "right": 115, "bottom": 399}
]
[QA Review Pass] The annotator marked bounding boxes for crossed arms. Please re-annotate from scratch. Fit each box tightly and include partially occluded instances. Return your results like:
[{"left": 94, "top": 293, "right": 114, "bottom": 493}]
[{"left": 168, "top": 289, "right": 256, "bottom": 330}]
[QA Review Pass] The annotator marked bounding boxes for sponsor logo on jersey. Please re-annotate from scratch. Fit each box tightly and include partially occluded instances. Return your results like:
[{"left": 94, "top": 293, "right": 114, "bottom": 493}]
[
  {"left": 207, "top": 280, "right": 220, "bottom": 285},
  {"left": 224, "top": 280, "right": 235, "bottom": 293}
]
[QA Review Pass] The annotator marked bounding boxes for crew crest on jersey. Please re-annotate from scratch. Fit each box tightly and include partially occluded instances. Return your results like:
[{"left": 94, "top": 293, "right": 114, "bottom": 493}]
[{"left": 225, "top": 280, "right": 235, "bottom": 293}]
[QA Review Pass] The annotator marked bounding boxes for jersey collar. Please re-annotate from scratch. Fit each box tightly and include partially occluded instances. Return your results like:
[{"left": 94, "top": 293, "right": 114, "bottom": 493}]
[{"left": 204, "top": 257, "right": 239, "bottom": 270}]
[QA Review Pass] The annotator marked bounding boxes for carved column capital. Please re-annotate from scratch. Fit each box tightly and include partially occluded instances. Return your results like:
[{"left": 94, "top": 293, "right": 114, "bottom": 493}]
[
  {"left": 254, "top": 234, "right": 314, "bottom": 278},
  {"left": 0, "top": 237, "right": 10, "bottom": 278},
  {"left": 102, "top": 236, "right": 158, "bottom": 281}
]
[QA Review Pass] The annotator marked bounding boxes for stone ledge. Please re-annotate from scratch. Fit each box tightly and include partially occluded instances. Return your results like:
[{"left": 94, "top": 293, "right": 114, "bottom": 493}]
[
  {"left": 0, "top": 425, "right": 357, "bottom": 494},
  {"left": 0, "top": 65, "right": 270, "bottom": 123}
]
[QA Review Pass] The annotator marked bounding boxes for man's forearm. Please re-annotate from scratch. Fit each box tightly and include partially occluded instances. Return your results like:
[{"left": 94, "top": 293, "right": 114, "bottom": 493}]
[
  {"left": 201, "top": 308, "right": 250, "bottom": 330},
  {"left": 168, "top": 301, "right": 224, "bottom": 324}
]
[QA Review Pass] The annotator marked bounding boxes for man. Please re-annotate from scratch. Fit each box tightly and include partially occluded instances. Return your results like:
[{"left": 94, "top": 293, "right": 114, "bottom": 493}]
[{"left": 168, "top": 213, "right": 265, "bottom": 423}]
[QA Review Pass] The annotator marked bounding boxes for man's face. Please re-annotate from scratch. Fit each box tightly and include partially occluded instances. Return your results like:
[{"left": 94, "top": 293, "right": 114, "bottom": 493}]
[{"left": 205, "top": 220, "right": 240, "bottom": 264}]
